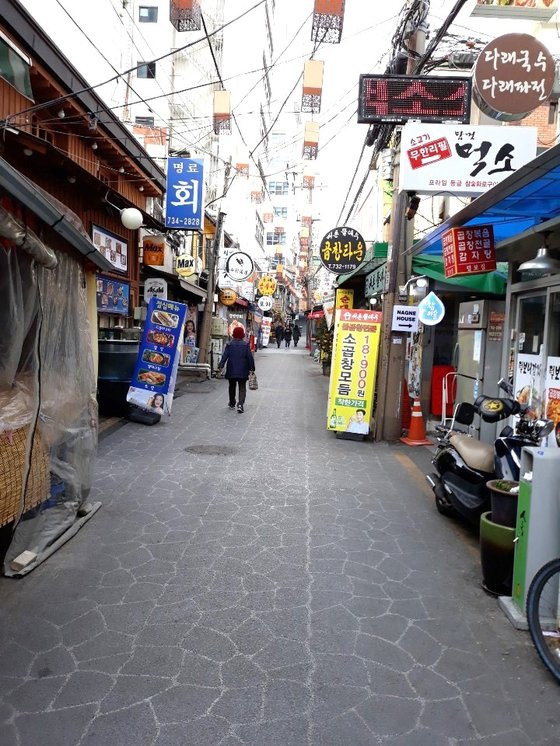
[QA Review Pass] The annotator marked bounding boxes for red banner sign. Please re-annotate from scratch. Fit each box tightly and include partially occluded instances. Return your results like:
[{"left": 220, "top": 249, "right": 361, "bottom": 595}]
[{"left": 442, "top": 225, "right": 496, "bottom": 277}]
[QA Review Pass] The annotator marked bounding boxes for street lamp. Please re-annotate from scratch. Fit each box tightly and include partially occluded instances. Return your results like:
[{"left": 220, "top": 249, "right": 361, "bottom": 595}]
[{"left": 104, "top": 191, "right": 144, "bottom": 230}]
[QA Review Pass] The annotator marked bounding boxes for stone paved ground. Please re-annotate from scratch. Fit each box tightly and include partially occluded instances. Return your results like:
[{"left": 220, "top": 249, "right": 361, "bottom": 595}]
[{"left": 1, "top": 346, "right": 559, "bottom": 746}]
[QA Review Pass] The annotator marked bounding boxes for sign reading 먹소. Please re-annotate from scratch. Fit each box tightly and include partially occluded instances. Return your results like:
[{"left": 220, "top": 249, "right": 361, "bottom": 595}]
[
  {"left": 399, "top": 122, "right": 537, "bottom": 196},
  {"left": 442, "top": 225, "right": 497, "bottom": 278},
  {"left": 319, "top": 226, "right": 366, "bottom": 274},
  {"left": 473, "top": 33, "right": 556, "bottom": 121},
  {"left": 358, "top": 75, "right": 471, "bottom": 124}
]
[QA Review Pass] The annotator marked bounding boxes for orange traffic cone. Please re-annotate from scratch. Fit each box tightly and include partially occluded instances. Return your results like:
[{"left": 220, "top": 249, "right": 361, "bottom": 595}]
[{"left": 400, "top": 398, "right": 432, "bottom": 447}]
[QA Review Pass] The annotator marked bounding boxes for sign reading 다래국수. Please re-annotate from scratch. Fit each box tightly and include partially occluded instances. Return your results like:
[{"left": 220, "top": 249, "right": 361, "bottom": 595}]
[
  {"left": 399, "top": 123, "right": 537, "bottom": 196},
  {"left": 165, "top": 157, "right": 204, "bottom": 229}
]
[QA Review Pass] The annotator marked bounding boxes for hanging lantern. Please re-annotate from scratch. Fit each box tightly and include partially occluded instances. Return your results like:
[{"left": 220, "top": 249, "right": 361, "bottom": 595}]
[
  {"left": 303, "top": 174, "right": 315, "bottom": 189},
  {"left": 213, "top": 90, "right": 231, "bottom": 135},
  {"left": 170, "top": 0, "right": 201, "bottom": 31},
  {"left": 303, "top": 122, "right": 319, "bottom": 160},
  {"left": 302, "top": 60, "right": 324, "bottom": 113},
  {"left": 311, "top": 0, "right": 345, "bottom": 44}
]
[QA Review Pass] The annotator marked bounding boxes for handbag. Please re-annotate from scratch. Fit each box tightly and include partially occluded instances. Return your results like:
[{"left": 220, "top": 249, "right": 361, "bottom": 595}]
[
  {"left": 215, "top": 367, "right": 225, "bottom": 379},
  {"left": 248, "top": 371, "right": 258, "bottom": 390}
]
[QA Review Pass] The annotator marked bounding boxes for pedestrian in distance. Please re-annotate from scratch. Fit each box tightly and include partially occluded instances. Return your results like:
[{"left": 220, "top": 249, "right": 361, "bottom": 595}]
[
  {"left": 284, "top": 326, "right": 292, "bottom": 348},
  {"left": 292, "top": 324, "right": 301, "bottom": 347},
  {"left": 218, "top": 326, "right": 255, "bottom": 413},
  {"left": 275, "top": 322, "right": 284, "bottom": 349}
]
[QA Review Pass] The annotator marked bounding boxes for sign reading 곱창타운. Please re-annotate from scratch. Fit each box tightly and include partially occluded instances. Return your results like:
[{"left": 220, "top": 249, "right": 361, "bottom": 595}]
[
  {"left": 327, "top": 309, "right": 383, "bottom": 436},
  {"left": 442, "top": 225, "right": 496, "bottom": 278},
  {"left": 473, "top": 33, "right": 555, "bottom": 121},
  {"left": 319, "top": 226, "right": 366, "bottom": 274},
  {"left": 399, "top": 122, "right": 537, "bottom": 196}
]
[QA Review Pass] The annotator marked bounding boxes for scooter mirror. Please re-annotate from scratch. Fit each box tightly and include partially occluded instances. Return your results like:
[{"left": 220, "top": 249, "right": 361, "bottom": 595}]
[
  {"left": 536, "top": 419, "right": 554, "bottom": 438},
  {"left": 498, "top": 377, "right": 514, "bottom": 396}
]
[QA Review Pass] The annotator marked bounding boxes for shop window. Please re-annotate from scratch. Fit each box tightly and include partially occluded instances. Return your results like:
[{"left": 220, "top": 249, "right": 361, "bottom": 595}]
[
  {"left": 137, "top": 61, "right": 156, "bottom": 79},
  {"left": 549, "top": 101, "right": 558, "bottom": 126},
  {"left": 139, "top": 6, "right": 158, "bottom": 22},
  {"left": 0, "top": 33, "right": 32, "bottom": 99}
]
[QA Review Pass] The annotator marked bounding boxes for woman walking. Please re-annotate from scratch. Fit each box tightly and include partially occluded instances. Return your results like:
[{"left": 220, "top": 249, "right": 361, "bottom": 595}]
[
  {"left": 218, "top": 326, "right": 255, "bottom": 413},
  {"left": 284, "top": 325, "right": 292, "bottom": 348},
  {"left": 292, "top": 324, "right": 301, "bottom": 347},
  {"left": 274, "top": 322, "right": 284, "bottom": 349}
]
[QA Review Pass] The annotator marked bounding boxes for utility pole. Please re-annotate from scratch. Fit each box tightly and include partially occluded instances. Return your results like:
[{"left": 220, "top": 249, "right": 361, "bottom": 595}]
[
  {"left": 198, "top": 158, "right": 231, "bottom": 364},
  {"left": 376, "top": 10, "right": 427, "bottom": 441}
]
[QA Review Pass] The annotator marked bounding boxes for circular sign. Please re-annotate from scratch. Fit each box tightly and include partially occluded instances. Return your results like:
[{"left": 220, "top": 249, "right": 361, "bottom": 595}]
[
  {"left": 175, "top": 252, "right": 196, "bottom": 278},
  {"left": 474, "top": 33, "right": 555, "bottom": 121},
  {"left": 144, "top": 278, "right": 168, "bottom": 303},
  {"left": 319, "top": 226, "right": 366, "bottom": 274},
  {"left": 218, "top": 288, "right": 238, "bottom": 306},
  {"left": 258, "top": 296, "right": 273, "bottom": 311},
  {"left": 225, "top": 251, "right": 254, "bottom": 282},
  {"left": 258, "top": 275, "right": 277, "bottom": 296}
]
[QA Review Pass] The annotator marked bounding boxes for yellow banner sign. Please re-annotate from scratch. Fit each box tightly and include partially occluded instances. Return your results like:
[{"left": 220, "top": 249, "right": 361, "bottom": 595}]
[
  {"left": 258, "top": 275, "right": 277, "bottom": 296},
  {"left": 335, "top": 289, "right": 354, "bottom": 309},
  {"left": 327, "top": 308, "right": 383, "bottom": 435}
]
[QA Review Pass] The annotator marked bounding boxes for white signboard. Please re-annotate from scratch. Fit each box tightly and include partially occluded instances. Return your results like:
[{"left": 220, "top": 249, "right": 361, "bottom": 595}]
[
  {"left": 144, "top": 278, "right": 168, "bottom": 303},
  {"left": 399, "top": 123, "right": 537, "bottom": 196},
  {"left": 258, "top": 296, "right": 273, "bottom": 311},
  {"left": 225, "top": 251, "right": 254, "bottom": 282},
  {"left": 392, "top": 305, "right": 419, "bottom": 333}
]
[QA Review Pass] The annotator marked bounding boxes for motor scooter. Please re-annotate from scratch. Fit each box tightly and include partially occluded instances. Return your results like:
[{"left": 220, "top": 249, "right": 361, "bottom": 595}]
[{"left": 426, "top": 379, "right": 553, "bottom": 527}]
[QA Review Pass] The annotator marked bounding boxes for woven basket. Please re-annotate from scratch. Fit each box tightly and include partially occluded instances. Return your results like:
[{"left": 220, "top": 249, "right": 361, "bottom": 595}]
[{"left": 0, "top": 427, "right": 50, "bottom": 527}]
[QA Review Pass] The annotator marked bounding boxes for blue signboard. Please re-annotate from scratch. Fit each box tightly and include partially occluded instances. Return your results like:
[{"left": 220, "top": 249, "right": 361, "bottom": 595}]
[
  {"left": 96, "top": 275, "right": 130, "bottom": 315},
  {"left": 126, "top": 297, "right": 188, "bottom": 415},
  {"left": 165, "top": 157, "right": 204, "bottom": 230}
]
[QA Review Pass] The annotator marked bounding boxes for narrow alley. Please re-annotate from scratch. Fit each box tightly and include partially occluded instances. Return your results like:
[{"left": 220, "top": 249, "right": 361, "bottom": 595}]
[{"left": 0, "top": 349, "right": 558, "bottom": 746}]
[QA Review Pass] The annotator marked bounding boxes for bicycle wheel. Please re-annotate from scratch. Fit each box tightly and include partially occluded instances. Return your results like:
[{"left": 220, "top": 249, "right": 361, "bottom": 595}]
[{"left": 526, "top": 558, "right": 560, "bottom": 684}]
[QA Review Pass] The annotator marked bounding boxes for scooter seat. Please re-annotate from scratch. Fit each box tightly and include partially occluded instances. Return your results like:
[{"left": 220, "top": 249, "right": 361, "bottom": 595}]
[{"left": 449, "top": 433, "right": 494, "bottom": 474}]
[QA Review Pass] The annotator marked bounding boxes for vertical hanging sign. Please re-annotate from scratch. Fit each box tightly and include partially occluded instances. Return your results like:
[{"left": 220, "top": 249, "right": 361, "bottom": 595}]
[
  {"left": 127, "top": 297, "right": 188, "bottom": 416},
  {"left": 327, "top": 309, "right": 383, "bottom": 436},
  {"left": 165, "top": 157, "right": 204, "bottom": 229}
]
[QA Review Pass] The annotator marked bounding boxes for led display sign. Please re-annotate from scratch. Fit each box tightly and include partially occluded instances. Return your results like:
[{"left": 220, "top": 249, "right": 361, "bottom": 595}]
[{"left": 358, "top": 75, "right": 471, "bottom": 124}]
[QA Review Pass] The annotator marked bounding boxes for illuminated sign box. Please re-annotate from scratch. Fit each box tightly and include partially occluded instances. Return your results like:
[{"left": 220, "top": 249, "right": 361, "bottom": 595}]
[
  {"left": 358, "top": 75, "right": 471, "bottom": 124},
  {"left": 442, "top": 225, "right": 496, "bottom": 278},
  {"left": 471, "top": 0, "right": 557, "bottom": 21}
]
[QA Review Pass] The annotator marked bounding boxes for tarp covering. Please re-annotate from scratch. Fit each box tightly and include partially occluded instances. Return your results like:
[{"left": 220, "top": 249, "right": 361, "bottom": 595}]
[
  {"left": 412, "top": 255, "right": 507, "bottom": 295},
  {"left": 0, "top": 216, "right": 97, "bottom": 575}
]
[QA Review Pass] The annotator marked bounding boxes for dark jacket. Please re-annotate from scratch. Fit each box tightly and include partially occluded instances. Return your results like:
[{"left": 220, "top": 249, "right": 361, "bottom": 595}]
[{"left": 219, "top": 339, "right": 255, "bottom": 380}]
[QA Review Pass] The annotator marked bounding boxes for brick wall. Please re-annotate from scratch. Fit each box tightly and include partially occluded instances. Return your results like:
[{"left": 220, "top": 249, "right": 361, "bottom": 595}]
[{"left": 509, "top": 102, "right": 558, "bottom": 149}]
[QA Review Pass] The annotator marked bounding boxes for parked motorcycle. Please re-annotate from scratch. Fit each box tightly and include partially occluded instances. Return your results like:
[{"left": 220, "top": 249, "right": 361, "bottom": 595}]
[{"left": 426, "top": 379, "right": 553, "bottom": 527}]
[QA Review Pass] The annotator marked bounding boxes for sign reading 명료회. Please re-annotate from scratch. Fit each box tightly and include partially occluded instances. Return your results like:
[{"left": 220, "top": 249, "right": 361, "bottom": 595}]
[
  {"left": 442, "top": 225, "right": 496, "bottom": 278},
  {"left": 399, "top": 122, "right": 537, "bottom": 196},
  {"left": 473, "top": 33, "right": 556, "bottom": 121},
  {"left": 165, "top": 157, "right": 204, "bottom": 230},
  {"left": 327, "top": 309, "right": 383, "bottom": 436},
  {"left": 127, "top": 297, "right": 188, "bottom": 416},
  {"left": 319, "top": 226, "right": 366, "bottom": 274}
]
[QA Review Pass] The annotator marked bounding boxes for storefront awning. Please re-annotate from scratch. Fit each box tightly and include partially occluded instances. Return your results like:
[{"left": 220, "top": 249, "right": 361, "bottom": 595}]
[
  {"left": 179, "top": 278, "right": 207, "bottom": 301},
  {"left": 408, "top": 142, "right": 560, "bottom": 260},
  {"left": 412, "top": 255, "right": 507, "bottom": 295},
  {"left": 0, "top": 156, "right": 114, "bottom": 272},
  {"left": 336, "top": 242, "right": 388, "bottom": 285}
]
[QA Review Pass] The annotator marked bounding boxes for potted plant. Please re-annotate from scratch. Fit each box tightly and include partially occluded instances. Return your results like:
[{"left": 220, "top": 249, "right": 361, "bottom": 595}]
[{"left": 486, "top": 479, "right": 520, "bottom": 528}]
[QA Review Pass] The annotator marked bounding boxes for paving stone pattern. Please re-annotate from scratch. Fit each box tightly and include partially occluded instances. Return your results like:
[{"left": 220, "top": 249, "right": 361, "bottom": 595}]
[{"left": 1, "top": 347, "right": 559, "bottom": 745}]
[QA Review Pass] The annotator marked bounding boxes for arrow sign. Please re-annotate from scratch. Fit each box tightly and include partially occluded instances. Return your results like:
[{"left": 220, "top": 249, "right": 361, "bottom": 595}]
[{"left": 392, "top": 305, "right": 419, "bottom": 333}]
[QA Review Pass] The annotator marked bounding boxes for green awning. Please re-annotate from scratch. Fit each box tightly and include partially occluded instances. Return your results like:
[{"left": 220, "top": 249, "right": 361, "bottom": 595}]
[
  {"left": 336, "top": 242, "right": 388, "bottom": 285},
  {"left": 412, "top": 254, "right": 507, "bottom": 295}
]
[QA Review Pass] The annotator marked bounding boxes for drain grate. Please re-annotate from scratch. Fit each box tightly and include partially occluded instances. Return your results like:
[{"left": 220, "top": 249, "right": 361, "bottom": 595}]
[{"left": 185, "top": 445, "right": 238, "bottom": 456}]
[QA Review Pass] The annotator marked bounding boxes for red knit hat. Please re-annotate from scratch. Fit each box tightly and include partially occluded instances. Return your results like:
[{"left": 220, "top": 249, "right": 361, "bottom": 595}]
[{"left": 232, "top": 326, "right": 245, "bottom": 339}]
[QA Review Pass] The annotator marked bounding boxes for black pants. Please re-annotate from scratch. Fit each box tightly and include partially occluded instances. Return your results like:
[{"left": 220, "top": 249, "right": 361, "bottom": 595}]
[{"left": 228, "top": 378, "right": 247, "bottom": 406}]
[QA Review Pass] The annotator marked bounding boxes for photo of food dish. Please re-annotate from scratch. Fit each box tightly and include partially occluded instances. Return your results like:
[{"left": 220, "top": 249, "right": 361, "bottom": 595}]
[
  {"left": 142, "top": 349, "right": 171, "bottom": 367},
  {"left": 151, "top": 310, "right": 179, "bottom": 328},
  {"left": 147, "top": 330, "right": 175, "bottom": 348},
  {"left": 546, "top": 392, "right": 560, "bottom": 426},
  {"left": 101, "top": 294, "right": 108, "bottom": 306},
  {"left": 96, "top": 279, "right": 103, "bottom": 292},
  {"left": 107, "top": 283, "right": 114, "bottom": 295},
  {"left": 94, "top": 233, "right": 101, "bottom": 246},
  {"left": 137, "top": 369, "right": 167, "bottom": 386},
  {"left": 516, "top": 385, "right": 541, "bottom": 419}
]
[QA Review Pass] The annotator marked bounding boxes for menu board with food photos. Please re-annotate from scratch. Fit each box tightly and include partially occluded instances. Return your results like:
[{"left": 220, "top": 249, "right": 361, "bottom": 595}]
[
  {"left": 126, "top": 297, "right": 187, "bottom": 416},
  {"left": 545, "top": 356, "right": 560, "bottom": 447},
  {"left": 96, "top": 275, "right": 130, "bottom": 316},
  {"left": 92, "top": 224, "right": 128, "bottom": 273}
]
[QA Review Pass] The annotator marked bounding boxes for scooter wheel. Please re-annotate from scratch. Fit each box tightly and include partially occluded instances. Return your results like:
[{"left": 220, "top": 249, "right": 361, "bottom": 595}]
[{"left": 433, "top": 483, "right": 456, "bottom": 517}]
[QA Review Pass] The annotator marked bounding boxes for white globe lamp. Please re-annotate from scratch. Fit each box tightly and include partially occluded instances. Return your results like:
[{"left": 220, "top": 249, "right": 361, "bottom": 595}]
[{"left": 120, "top": 207, "right": 144, "bottom": 230}]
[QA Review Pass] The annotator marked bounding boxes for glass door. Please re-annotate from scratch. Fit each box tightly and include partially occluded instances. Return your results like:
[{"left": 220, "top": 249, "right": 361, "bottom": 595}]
[
  {"left": 512, "top": 293, "right": 547, "bottom": 419},
  {"left": 544, "top": 292, "right": 560, "bottom": 445}
]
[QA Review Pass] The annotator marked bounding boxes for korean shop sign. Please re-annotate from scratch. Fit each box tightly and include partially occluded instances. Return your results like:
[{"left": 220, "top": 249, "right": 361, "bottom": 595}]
[
  {"left": 474, "top": 33, "right": 555, "bottom": 121},
  {"left": 399, "top": 122, "right": 537, "bottom": 196},
  {"left": 165, "top": 157, "right": 204, "bottom": 229},
  {"left": 471, "top": 0, "right": 557, "bottom": 22},
  {"left": 442, "top": 225, "right": 496, "bottom": 278},
  {"left": 365, "top": 263, "right": 386, "bottom": 297},
  {"left": 327, "top": 309, "right": 383, "bottom": 436},
  {"left": 335, "top": 289, "right": 354, "bottom": 310},
  {"left": 319, "top": 226, "right": 366, "bottom": 274}
]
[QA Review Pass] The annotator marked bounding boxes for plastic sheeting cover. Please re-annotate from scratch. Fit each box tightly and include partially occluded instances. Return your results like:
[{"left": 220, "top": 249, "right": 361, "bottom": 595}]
[{"left": 0, "top": 240, "right": 98, "bottom": 575}]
